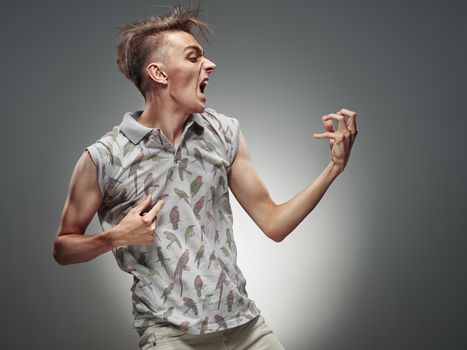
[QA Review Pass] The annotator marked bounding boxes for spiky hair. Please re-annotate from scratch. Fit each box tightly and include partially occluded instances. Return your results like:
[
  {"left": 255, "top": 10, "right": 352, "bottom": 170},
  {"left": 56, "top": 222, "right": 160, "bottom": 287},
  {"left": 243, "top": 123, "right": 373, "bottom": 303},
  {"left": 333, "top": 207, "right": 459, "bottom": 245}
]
[{"left": 116, "top": 3, "right": 211, "bottom": 96}]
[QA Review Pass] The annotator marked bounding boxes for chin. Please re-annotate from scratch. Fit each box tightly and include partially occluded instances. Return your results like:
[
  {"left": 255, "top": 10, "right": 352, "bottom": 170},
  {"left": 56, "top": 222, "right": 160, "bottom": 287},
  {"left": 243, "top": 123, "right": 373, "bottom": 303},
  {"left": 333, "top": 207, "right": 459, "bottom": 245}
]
[{"left": 192, "top": 103, "right": 205, "bottom": 114}]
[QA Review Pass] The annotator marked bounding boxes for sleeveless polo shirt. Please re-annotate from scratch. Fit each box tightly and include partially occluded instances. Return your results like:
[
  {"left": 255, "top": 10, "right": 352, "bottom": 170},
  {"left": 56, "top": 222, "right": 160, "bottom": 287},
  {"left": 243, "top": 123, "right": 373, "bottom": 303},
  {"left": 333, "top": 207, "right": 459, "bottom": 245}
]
[{"left": 85, "top": 108, "right": 261, "bottom": 336}]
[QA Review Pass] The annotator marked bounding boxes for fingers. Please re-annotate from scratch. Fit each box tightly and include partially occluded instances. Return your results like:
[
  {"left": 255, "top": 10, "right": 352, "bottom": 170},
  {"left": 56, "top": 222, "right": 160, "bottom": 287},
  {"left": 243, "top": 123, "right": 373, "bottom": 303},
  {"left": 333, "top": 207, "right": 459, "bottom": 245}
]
[
  {"left": 144, "top": 198, "right": 166, "bottom": 222},
  {"left": 314, "top": 113, "right": 347, "bottom": 142},
  {"left": 134, "top": 194, "right": 152, "bottom": 214},
  {"left": 315, "top": 109, "right": 358, "bottom": 145},
  {"left": 337, "top": 108, "right": 358, "bottom": 136},
  {"left": 313, "top": 126, "right": 348, "bottom": 145},
  {"left": 323, "top": 118, "right": 335, "bottom": 132},
  {"left": 322, "top": 113, "right": 348, "bottom": 132},
  {"left": 314, "top": 131, "right": 339, "bottom": 140}
]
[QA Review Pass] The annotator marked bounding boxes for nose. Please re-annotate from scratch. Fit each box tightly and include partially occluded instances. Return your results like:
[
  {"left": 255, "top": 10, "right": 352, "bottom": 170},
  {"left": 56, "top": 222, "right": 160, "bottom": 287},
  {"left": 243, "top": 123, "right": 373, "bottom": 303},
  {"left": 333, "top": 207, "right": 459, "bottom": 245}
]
[{"left": 204, "top": 57, "right": 216, "bottom": 74}]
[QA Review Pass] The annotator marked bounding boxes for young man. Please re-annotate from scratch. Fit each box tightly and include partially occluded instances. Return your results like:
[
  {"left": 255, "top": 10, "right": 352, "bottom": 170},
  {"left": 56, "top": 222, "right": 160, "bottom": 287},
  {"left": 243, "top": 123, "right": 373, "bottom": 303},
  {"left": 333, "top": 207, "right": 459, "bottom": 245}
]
[{"left": 53, "top": 5, "right": 357, "bottom": 350}]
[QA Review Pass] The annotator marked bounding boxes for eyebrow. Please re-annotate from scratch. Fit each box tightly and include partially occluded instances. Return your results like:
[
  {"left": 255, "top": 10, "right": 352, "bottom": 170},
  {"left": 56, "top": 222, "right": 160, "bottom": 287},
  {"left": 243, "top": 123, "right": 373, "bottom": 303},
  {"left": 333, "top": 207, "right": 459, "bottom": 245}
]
[{"left": 184, "top": 45, "right": 204, "bottom": 56}]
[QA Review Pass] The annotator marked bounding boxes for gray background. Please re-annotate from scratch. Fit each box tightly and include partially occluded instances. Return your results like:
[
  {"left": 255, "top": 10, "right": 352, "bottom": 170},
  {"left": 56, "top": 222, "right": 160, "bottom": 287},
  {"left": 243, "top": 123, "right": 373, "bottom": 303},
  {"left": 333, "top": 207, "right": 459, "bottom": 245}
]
[{"left": 1, "top": 0, "right": 466, "bottom": 349}]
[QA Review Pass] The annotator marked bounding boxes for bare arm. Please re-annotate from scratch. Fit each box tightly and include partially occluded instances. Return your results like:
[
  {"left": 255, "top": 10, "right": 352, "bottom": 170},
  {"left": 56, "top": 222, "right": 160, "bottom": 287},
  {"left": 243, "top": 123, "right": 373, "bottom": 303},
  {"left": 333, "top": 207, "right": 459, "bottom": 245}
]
[
  {"left": 228, "top": 109, "right": 357, "bottom": 242},
  {"left": 53, "top": 150, "right": 165, "bottom": 265}
]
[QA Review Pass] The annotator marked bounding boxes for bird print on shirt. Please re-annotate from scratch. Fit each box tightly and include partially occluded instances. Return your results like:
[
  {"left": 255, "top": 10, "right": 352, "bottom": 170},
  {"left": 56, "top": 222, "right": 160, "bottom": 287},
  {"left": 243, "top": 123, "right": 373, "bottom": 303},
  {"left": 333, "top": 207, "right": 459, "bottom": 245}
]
[
  {"left": 226, "top": 229, "right": 233, "bottom": 251},
  {"left": 194, "top": 245, "right": 204, "bottom": 269},
  {"left": 148, "top": 152, "right": 168, "bottom": 165},
  {"left": 221, "top": 247, "right": 230, "bottom": 258},
  {"left": 163, "top": 306, "right": 174, "bottom": 320},
  {"left": 166, "top": 166, "right": 175, "bottom": 183},
  {"left": 200, "top": 316, "right": 210, "bottom": 335},
  {"left": 183, "top": 297, "right": 198, "bottom": 316},
  {"left": 89, "top": 109, "right": 260, "bottom": 336},
  {"left": 161, "top": 282, "right": 174, "bottom": 305},
  {"left": 192, "top": 147, "right": 205, "bottom": 170},
  {"left": 214, "top": 314, "right": 228, "bottom": 331},
  {"left": 184, "top": 225, "right": 195, "bottom": 244},
  {"left": 216, "top": 257, "right": 230, "bottom": 274},
  {"left": 174, "top": 249, "right": 190, "bottom": 297},
  {"left": 216, "top": 270, "right": 229, "bottom": 310},
  {"left": 193, "top": 196, "right": 205, "bottom": 220},
  {"left": 226, "top": 290, "right": 234, "bottom": 312},
  {"left": 190, "top": 176, "right": 203, "bottom": 197},
  {"left": 206, "top": 211, "right": 215, "bottom": 222},
  {"left": 203, "top": 294, "right": 214, "bottom": 310},
  {"left": 156, "top": 247, "right": 171, "bottom": 276},
  {"left": 208, "top": 250, "right": 216, "bottom": 269},
  {"left": 169, "top": 206, "right": 180, "bottom": 230},
  {"left": 218, "top": 176, "right": 226, "bottom": 191},
  {"left": 173, "top": 187, "right": 190, "bottom": 205},
  {"left": 194, "top": 275, "right": 203, "bottom": 298},
  {"left": 200, "top": 225, "right": 207, "bottom": 242},
  {"left": 178, "top": 158, "right": 192, "bottom": 181},
  {"left": 214, "top": 230, "right": 220, "bottom": 245},
  {"left": 143, "top": 172, "right": 159, "bottom": 197},
  {"left": 163, "top": 231, "right": 182, "bottom": 250},
  {"left": 211, "top": 161, "right": 223, "bottom": 178}
]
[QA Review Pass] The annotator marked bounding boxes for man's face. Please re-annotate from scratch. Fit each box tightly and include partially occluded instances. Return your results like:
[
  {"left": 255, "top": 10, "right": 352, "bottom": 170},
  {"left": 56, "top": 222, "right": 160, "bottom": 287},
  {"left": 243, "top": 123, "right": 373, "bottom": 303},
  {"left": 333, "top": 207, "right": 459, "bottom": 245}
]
[{"left": 159, "top": 30, "right": 216, "bottom": 114}]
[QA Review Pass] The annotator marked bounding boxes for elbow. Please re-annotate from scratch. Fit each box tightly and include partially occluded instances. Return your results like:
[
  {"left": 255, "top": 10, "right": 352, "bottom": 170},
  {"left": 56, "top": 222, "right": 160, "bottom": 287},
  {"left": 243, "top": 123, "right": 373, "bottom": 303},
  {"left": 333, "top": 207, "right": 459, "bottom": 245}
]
[
  {"left": 269, "top": 231, "right": 287, "bottom": 243},
  {"left": 263, "top": 225, "right": 288, "bottom": 243},
  {"left": 52, "top": 245, "right": 64, "bottom": 265},
  {"left": 261, "top": 205, "right": 288, "bottom": 243},
  {"left": 52, "top": 238, "right": 68, "bottom": 265},
  {"left": 269, "top": 234, "right": 284, "bottom": 243}
]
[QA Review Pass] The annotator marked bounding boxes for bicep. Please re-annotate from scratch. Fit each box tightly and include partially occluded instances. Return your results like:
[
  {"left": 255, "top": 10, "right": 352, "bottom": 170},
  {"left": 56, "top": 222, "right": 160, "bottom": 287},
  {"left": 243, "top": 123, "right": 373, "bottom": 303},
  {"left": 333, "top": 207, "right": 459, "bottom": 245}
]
[
  {"left": 228, "top": 131, "right": 277, "bottom": 234},
  {"left": 56, "top": 150, "right": 103, "bottom": 237}
]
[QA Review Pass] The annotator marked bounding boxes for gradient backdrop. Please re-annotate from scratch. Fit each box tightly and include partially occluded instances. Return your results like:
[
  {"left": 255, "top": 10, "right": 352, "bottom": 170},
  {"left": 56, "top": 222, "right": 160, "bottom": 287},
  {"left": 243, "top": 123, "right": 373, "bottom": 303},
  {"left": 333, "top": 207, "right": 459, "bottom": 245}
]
[{"left": 2, "top": 0, "right": 466, "bottom": 349}]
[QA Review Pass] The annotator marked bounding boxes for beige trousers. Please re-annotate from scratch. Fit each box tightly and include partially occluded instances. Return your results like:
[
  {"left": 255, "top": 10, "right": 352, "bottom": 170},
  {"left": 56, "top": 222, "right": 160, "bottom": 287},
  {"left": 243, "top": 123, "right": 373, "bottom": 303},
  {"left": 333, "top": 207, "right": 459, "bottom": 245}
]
[{"left": 138, "top": 315, "right": 285, "bottom": 350}]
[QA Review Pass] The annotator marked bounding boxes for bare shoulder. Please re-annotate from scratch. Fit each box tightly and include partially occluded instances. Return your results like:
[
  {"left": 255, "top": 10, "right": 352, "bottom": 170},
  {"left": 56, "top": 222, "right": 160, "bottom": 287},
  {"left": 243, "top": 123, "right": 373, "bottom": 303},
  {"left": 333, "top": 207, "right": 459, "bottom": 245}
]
[
  {"left": 56, "top": 151, "right": 103, "bottom": 236},
  {"left": 228, "top": 130, "right": 252, "bottom": 184}
]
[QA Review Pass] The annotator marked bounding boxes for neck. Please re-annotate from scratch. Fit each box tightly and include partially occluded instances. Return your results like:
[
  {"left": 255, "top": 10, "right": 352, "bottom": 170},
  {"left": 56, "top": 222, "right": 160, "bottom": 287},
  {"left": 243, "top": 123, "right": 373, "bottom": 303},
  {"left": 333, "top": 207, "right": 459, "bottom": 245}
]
[{"left": 138, "top": 91, "right": 191, "bottom": 147}]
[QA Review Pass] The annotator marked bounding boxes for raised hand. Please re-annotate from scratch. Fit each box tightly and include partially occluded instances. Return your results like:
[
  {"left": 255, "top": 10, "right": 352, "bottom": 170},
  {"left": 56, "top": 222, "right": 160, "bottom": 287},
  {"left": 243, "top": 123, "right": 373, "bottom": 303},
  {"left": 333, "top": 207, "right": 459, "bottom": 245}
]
[
  {"left": 112, "top": 194, "right": 165, "bottom": 247},
  {"left": 313, "top": 108, "right": 358, "bottom": 173}
]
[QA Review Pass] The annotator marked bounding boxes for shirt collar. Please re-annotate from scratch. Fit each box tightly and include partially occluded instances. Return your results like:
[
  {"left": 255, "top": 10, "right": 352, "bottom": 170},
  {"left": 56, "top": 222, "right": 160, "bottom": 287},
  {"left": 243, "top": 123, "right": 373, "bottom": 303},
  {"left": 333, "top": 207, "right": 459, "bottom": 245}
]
[{"left": 119, "top": 110, "right": 207, "bottom": 144}]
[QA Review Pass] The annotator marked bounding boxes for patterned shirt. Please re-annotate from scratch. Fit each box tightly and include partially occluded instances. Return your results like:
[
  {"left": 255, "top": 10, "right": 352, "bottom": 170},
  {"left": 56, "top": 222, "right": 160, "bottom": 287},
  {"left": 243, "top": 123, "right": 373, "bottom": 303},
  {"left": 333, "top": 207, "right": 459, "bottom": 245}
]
[{"left": 85, "top": 108, "right": 260, "bottom": 335}]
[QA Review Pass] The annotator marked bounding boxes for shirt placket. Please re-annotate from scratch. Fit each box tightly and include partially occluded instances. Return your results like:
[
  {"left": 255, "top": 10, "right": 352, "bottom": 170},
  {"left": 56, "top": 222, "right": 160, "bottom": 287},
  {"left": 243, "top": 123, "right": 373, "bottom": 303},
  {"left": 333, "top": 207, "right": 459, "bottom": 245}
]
[{"left": 156, "top": 122, "right": 193, "bottom": 163}]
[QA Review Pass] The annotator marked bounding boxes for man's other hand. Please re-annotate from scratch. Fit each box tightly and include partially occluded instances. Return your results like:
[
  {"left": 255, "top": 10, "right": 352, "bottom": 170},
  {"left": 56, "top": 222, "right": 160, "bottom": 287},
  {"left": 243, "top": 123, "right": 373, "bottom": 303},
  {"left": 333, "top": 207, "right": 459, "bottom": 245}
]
[
  {"left": 112, "top": 195, "right": 165, "bottom": 247},
  {"left": 313, "top": 108, "right": 358, "bottom": 173}
]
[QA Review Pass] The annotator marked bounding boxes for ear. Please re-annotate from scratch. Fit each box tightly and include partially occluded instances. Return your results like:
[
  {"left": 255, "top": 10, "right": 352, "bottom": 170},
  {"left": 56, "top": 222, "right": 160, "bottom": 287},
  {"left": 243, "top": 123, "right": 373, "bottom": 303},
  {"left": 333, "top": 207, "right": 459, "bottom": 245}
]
[{"left": 147, "top": 63, "right": 168, "bottom": 85}]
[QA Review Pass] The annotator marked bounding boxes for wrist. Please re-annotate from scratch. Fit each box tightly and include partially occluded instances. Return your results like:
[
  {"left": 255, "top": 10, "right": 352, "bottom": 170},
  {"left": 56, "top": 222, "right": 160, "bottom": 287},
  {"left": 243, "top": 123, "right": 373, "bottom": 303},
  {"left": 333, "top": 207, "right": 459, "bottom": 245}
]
[
  {"left": 100, "top": 227, "right": 119, "bottom": 250},
  {"left": 327, "top": 161, "right": 344, "bottom": 178}
]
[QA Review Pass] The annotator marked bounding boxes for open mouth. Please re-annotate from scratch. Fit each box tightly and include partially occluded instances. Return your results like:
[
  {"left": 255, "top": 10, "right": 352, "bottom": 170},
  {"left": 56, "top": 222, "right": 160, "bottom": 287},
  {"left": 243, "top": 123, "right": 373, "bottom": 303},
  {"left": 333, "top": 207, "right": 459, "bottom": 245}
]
[{"left": 199, "top": 79, "right": 208, "bottom": 95}]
